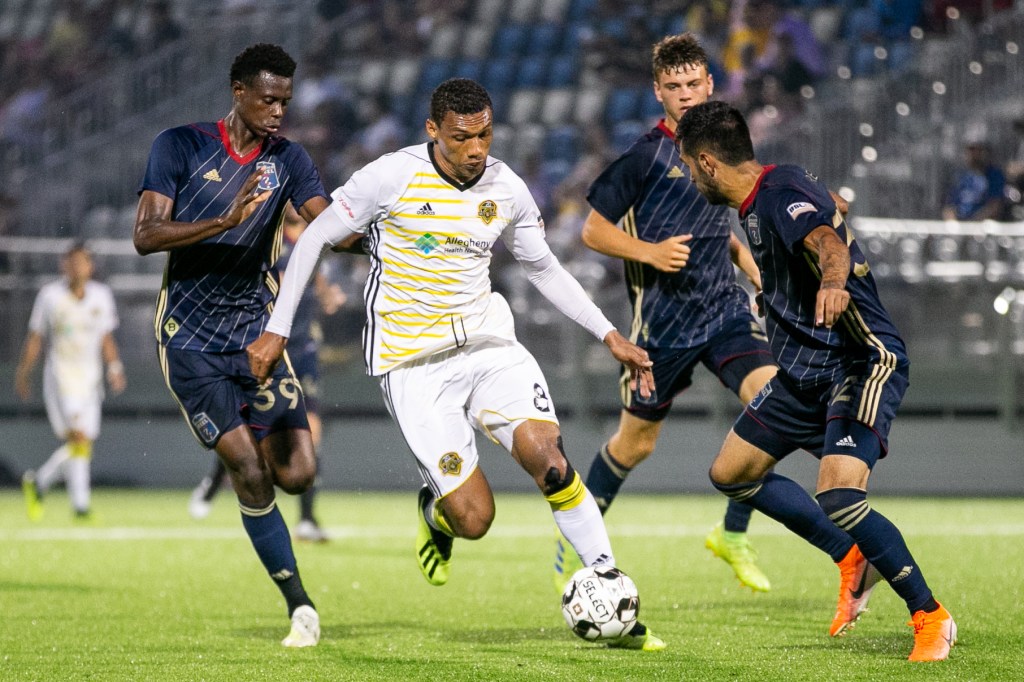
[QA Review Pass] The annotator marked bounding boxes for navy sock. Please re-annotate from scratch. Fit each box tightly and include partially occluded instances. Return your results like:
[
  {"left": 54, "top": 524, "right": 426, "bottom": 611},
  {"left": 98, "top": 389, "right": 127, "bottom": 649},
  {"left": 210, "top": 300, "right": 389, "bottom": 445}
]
[
  {"left": 817, "top": 488, "right": 937, "bottom": 614},
  {"left": 240, "top": 501, "right": 313, "bottom": 615},
  {"left": 723, "top": 499, "right": 754, "bottom": 533},
  {"left": 299, "top": 486, "right": 316, "bottom": 522},
  {"left": 584, "top": 444, "right": 632, "bottom": 514},
  {"left": 712, "top": 472, "right": 854, "bottom": 562}
]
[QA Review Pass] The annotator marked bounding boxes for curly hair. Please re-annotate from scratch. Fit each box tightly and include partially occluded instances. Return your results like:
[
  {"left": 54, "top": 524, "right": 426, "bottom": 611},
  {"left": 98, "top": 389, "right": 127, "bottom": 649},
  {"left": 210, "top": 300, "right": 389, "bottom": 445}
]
[
  {"left": 651, "top": 33, "right": 709, "bottom": 79},
  {"left": 429, "top": 78, "right": 492, "bottom": 124},
  {"left": 230, "top": 43, "right": 296, "bottom": 86},
  {"left": 676, "top": 101, "right": 755, "bottom": 165}
]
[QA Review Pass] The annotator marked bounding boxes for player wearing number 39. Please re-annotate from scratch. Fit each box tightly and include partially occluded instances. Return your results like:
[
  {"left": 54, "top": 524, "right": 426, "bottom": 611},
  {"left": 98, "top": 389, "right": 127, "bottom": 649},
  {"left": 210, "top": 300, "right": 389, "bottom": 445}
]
[
  {"left": 133, "top": 43, "right": 333, "bottom": 648},
  {"left": 247, "top": 78, "right": 664, "bottom": 650}
]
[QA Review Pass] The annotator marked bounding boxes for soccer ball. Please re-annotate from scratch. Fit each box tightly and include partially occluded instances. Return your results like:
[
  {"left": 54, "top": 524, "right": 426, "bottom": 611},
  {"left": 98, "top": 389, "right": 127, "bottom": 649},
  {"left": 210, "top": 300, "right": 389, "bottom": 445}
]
[{"left": 560, "top": 564, "right": 639, "bottom": 641}]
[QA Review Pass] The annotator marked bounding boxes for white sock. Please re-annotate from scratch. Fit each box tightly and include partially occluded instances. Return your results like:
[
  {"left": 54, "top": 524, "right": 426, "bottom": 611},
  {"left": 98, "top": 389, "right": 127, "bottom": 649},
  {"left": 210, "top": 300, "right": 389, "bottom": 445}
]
[
  {"left": 66, "top": 457, "right": 91, "bottom": 513},
  {"left": 36, "top": 444, "right": 71, "bottom": 493},
  {"left": 552, "top": 488, "right": 616, "bottom": 567}
]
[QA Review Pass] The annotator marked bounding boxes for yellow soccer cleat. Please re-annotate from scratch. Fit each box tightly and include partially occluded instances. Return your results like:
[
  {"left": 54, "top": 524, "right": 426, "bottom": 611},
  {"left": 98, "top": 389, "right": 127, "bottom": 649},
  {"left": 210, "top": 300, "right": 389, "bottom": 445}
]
[
  {"left": 705, "top": 523, "right": 771, "bottom": 592},
  {"left": 553, "top": 531, "right": 584, "bottom": 595},
  {"left": 22, "top": 471, "right": 43, "bottom": 522},
  {"left": 415, "top": 487, "right": 453, "bottom": 586},
  {"left": 907, "top": 601, "right": 956, "bottom": 662}
]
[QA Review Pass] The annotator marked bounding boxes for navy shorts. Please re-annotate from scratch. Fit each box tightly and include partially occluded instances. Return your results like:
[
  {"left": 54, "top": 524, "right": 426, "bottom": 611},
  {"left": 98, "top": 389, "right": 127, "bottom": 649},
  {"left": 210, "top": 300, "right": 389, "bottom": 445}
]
[
  {"left": 288, "top": 344, "right": 321, "bottom": 414},
  {"left": 623, "top": 313, "right": 774, "bottom": 421},
  {"left": 160, "top": 346, "right": 309, "bottom": 449},
  {"left": 733, "top": 363, "right": 910, "bottom": 469}
]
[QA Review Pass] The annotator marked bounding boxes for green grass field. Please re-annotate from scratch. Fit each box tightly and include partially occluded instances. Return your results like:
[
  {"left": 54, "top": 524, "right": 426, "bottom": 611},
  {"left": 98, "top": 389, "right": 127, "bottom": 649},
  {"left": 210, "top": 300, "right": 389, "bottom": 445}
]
[{"left": 1, "top": 491, "right": 1021, "bottom": 681}]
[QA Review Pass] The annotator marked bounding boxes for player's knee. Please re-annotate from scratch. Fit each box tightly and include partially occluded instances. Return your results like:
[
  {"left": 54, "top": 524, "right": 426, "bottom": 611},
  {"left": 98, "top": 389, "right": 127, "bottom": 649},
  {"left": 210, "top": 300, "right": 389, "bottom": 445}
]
[
  {"left": 447, "top": 503, "right": 494, "bottom": 540},
  {"left": 274, "top": 462, "right": 315, "bottom": 495},
  {"left": 708, "top": 459, "right": 739, "bottom": 486},
  {"left": 540, "top": 459, "right": 575, "bottom": 497},
  {"left": 816, "top": 487, "right": 868, "bottom": 519}
]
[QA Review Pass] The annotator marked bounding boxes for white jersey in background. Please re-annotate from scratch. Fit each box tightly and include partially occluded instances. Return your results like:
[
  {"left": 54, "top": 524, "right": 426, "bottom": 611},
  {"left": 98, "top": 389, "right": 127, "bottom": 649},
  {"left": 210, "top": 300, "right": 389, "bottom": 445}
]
[{"left": 269, "top": 143, "right": 615, "bottom": 375}]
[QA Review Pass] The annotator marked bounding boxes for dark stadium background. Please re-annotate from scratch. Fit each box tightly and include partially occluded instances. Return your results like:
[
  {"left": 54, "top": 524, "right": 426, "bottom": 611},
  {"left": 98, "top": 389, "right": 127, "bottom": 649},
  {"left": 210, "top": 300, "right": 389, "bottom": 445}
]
[{"left": 0, "top": 0, "right": 1020, "bottom": 494}]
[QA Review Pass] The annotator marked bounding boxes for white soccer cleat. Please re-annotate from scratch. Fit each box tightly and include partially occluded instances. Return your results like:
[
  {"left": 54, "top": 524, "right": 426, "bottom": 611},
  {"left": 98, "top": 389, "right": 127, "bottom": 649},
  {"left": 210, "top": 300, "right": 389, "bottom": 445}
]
[
  {"left": 294, "top": 519, "right": 329, "bottom": 543},
  {"left": 282, "top": 605, "right": 320, "bottom": 648},
  {"left": 188, "top": 477, "right": 215, "bottom": 520}
]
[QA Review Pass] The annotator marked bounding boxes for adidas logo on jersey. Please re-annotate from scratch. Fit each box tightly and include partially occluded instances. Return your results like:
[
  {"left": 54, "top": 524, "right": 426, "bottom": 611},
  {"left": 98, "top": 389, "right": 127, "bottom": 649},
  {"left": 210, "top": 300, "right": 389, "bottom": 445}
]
[
  {"left": 416, "top": 202, "right": 436, "bottom": 216},
  {"left": 835, "top": 435, "right": 857, "bottom": 447},
  {"left": 667, "top": 166, "right": 685, "bottom": 178},
  {"left": 203, "top": 169, "right": 222, "bottom": 182}
]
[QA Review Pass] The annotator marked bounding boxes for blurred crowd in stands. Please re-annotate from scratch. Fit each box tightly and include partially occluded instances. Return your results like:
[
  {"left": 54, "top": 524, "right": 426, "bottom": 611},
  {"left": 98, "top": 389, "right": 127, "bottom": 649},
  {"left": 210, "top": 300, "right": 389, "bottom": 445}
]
[{"left": 0, "top": 0, "right": 1022, "bottom": 247}]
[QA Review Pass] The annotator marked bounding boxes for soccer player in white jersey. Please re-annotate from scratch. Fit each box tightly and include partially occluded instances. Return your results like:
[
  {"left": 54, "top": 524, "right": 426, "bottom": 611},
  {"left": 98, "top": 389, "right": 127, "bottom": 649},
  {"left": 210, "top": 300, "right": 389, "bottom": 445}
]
[
  {"left": 16, "top": 242, "right": 126, "bottom": 520},
  {"left": 248, "top": 78, "right": 665, "bottom": 651}
]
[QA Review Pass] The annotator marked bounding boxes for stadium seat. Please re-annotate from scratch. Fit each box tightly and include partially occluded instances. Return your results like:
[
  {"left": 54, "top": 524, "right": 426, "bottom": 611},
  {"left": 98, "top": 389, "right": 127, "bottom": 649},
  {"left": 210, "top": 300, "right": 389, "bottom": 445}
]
[
  {"left": 483, "top": 57, "right": 518, "bottom": 91},
  {"left": 605, "top": 87, "right": 643, "bottom": 123},
  {"left": 547, "top": 54, "right": 579, "bottom": 87},
  {"left": 538, "top": 0, "right": 571, "bottom": 23},
  {"left": 389, "top": 59, "right": 421, "bottom": 96},
  {"left": 472, "top": 0, "right": 506, "bottom": 26},
  {"left": 462, "top": 25, "right": 495, "bottom": 59},
  {"left": 528, "top": 22, "right": 562, "bottom": 55},
  {"left": 508, "top": 0, "right": 541, "bottom": 23},
  {"left": 640, "top": 92, "right": 664, "bottom": 121},
  {"left": 611, "top": 120, "right": 648, "bottom": 153},
  {"left": 429, "top": 23, "right": 464, "bottom": 59},
  {"left": 507, "top": 89, "right": 543, "bottom": 125},
  {"left": 573, "top": 87, "right": 608, "bottom": 126},
  {"left": 563, "top": 21, "right": 591, "bottom": 54},
  {"left": 517, "top": 56, "right": 548, "bottom": 88},
  {"left": 544, "top": 125, "right": 581, "bottom": 162},
  {"left": 418, "top": 59, "right": 455, "bottom": 94},
  {"left": 493, "top": 24, "right": 529, "bottom": 58},
  {"left": 453, "top": 59, "right": 485, "bottom": 82},
  {"left": 568, "top": 0, "right": 598, "bottom": 17},
  {"left": 539, "top": 88, "right": 575, "bottom": 126}
]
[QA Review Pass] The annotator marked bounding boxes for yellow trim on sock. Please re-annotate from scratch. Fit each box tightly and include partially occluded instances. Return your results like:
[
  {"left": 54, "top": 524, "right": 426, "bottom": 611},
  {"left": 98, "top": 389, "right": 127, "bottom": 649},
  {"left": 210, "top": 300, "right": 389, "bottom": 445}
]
[
  {"left": 68, "top": 441, "right": 92, "bottom": 459},
  {"left": 430, "top": 504, "right": 455, "bottom": 536},
  {"left": 545, "top": 472, "right": 586, "bottom": 512}
]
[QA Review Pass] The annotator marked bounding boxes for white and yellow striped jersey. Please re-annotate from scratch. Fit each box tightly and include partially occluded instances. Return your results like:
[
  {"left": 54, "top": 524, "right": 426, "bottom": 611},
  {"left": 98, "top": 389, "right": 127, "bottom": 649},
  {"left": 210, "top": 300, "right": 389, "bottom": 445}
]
[{"left": 330, "top": 143, "right": 545, "bottom": 374}]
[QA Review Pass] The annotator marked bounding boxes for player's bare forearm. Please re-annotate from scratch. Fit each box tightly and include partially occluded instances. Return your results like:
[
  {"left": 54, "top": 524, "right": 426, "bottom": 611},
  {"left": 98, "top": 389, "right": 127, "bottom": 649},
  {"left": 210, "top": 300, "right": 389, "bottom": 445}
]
[
  {"left": 803, "top": 226, "right": 851, "bottom": 327},
  {"left": 102, "top": 334, "right": 127, "bottom": 395},
  {"left": 246, "top": 332, "right": 288, "bottom": 384},
  {"left": 133, "top": 171, "right": 269, "bottom": 255},
  {"left": 730, "top": 232, "right": 761, "bottom": 290},
  {"left": 603, "top": 330, "right": 655, "bottom": 398},
  {"left": 14, "top": 332, "right": 42, "bottom": 400},
  {"left": 581, "top": 209, "right": 690, "bottom": 272}
]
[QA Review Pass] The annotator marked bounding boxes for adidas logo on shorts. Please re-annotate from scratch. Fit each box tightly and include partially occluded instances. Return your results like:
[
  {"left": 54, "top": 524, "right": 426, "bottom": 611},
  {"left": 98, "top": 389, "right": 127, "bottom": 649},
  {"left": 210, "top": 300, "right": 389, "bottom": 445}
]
[
  {"left": 835, "top": 435, "right": 857, "bottom": 447},
  {"left": 416, "top": 202, "right": 436, "bottom": 216},
  {"left": 892, "top": 565, "right": 914, "bottom": 582}
]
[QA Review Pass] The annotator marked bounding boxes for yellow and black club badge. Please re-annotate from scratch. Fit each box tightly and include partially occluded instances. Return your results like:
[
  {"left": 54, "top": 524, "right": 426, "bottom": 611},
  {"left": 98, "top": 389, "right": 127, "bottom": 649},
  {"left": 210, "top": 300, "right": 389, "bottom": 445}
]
[
  {"left": 438, "top": 452, "right": 464, "bottom": 476},
  {"left": 477, "top": 199, "right": 497, "bottom": 225}
]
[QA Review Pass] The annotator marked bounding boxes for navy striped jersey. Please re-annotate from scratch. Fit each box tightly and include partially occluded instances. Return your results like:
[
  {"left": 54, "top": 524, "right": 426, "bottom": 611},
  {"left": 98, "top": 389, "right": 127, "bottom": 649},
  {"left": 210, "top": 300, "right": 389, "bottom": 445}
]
[
  {"left": 139, "top": 120, "right": 328, "bottom": 352},
  {"left": 739, "top": 164, "right": 908, "bottom": 390},
  {"left": 587, "top": 120, "right": 752, "bottom": 349}
]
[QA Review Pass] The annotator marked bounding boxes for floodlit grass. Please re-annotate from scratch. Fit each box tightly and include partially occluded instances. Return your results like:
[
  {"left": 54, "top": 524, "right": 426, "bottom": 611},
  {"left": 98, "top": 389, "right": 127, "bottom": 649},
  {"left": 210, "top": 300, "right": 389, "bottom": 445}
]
[{"left": 0, "top": 490, "right": 1021, "bottom": 681}]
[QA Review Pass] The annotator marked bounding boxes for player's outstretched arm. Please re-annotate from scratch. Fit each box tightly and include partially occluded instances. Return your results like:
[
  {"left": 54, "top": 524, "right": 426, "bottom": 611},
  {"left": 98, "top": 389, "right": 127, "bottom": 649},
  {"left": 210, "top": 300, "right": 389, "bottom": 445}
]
[
  {"left": 133, "top": 169, "right": 271, "bottom": 255},
  {"left": 802, "top": 225, "right": 851, "bottom": 327},
  {"left": 581, "top": 209, "right": 691, "bottom": 272},
  {"left": 603, "top": 330, "right": 655, "bottom": 399}
]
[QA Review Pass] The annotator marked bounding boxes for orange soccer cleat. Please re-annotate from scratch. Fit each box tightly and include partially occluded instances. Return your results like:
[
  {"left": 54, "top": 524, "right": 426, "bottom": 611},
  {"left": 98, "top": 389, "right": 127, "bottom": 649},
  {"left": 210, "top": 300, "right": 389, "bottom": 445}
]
[
  {"left": 830, "top": 544, "right": 883, "bottom": 637},
  {"left": 907, "top": 602, "right": 956, "bottom": 662}
]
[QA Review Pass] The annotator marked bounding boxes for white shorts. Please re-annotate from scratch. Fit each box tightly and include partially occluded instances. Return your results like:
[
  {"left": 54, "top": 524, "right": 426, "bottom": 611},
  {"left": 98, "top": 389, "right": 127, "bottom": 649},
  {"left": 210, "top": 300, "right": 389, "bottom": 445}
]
[
  {"left": 43, "top": 368, "right": 102, "bottom": 441},
  {"left": 380, "top": 339, "right": 559, "bottom": 499}
]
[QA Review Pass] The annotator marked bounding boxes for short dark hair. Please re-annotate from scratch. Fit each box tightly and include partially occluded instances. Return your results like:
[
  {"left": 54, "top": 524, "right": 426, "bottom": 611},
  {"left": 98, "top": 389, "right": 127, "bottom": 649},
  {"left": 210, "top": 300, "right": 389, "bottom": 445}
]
[
  {"left": 652, "top": 33, "right": 709, "bottom": 79},
  {"left": 429, "top": 78, "right": 492, "bottom": 124},
  {"left": 230, "top": 43, "right": 296, "bottom": 86},
  {"left": 676, "top": 101, "right": 755, "bottom": 165}
]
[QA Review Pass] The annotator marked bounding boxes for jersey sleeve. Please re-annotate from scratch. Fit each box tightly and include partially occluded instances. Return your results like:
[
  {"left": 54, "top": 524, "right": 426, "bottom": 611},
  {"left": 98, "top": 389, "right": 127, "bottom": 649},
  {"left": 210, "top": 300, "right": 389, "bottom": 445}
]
[
  {"left": 586, "top": 146, "right": 647, "bottom": 224},
  {"left": 767, "top": 187, "right": 838, "bottom": 253},
  {"left": 500, "top": 175, "right": 544, "bottom": 244},
  {"left": 327, "top": 157, "right": 391, "bottom": 235},
  {"left": 99, "top": 285, "right": 119, "bottom": 334},
  {"left": 139, "top": 128, "right": 188, "bottom": 199},
  {"left": 283, "top": 143, "right": 329, "bottom": 209}
]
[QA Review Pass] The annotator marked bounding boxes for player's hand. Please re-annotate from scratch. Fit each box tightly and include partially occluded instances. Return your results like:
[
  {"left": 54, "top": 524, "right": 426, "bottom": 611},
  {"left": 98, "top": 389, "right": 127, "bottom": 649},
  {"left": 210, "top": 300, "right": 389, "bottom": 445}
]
[
  {"left": 319, "top": 283, "right": 347, "bottom": 315},
  {"left": 815, "top": 285, "right": 850, "bottom": 327},
  {"left": 223, "top": 170, "right": 272, "bottom": 228},
  {"left": 645, "top": 234, "right": 692, "bottom": 272},
  {"left": 603, "top": 330, "right": 655, "bottom": 399},
  {"left": 829, "top": 190, "right": 849, "bottom": 216},
  {"left": 107, "top": 367, "right": 127, "bottom": 396},
  {"left": 246, "top": 332, "right": 287, "bottom": 384}
]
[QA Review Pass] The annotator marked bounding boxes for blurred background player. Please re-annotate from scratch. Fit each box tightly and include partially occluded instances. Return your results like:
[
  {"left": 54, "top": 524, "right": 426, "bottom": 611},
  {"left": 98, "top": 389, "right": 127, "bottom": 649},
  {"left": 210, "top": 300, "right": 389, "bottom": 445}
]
[
  {"left": 678, "top": 100, "right": 955, "bottom": 662},
  {"left": 133, "top": 43, "right": 330, "bottom": 648},
  {"left": 16, "top": 242, "right": 126, "bottom": 520},
  {"left": 189, "top": 203, "right": 347, "bottom": 544},
  {"left": 247, "top": 78, "right": 666, "bottom": 651},
  {"left": 554, "top": 33, "right": 777, "bottom": 593}
]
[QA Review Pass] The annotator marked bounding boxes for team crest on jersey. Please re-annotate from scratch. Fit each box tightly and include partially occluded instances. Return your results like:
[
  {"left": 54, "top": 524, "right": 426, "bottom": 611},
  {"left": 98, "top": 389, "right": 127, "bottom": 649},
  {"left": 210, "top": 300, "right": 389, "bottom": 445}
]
[
  {"left": 786, "top": 202, "right": 816, "bottom": 219},
  {"left": 477, "top": 200, "right": 498, "bottom": 225},
  {"left": 746, "top": 213, "right": 761, "bottom": 245},
  {"left": 191, "top": 412, "right": 220, "bottom": 445},
  {"left": 438, "top": 452, "right": 463, "bottom": 476},
  {"left": 256, "top": 161, "right": 280, "bottom": 190},
  {"left": 163, "top": 317, "right": 180, "bottom": 338},
  {"left": 533, "top": 383, "right": 551, "bottom": 412}
]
